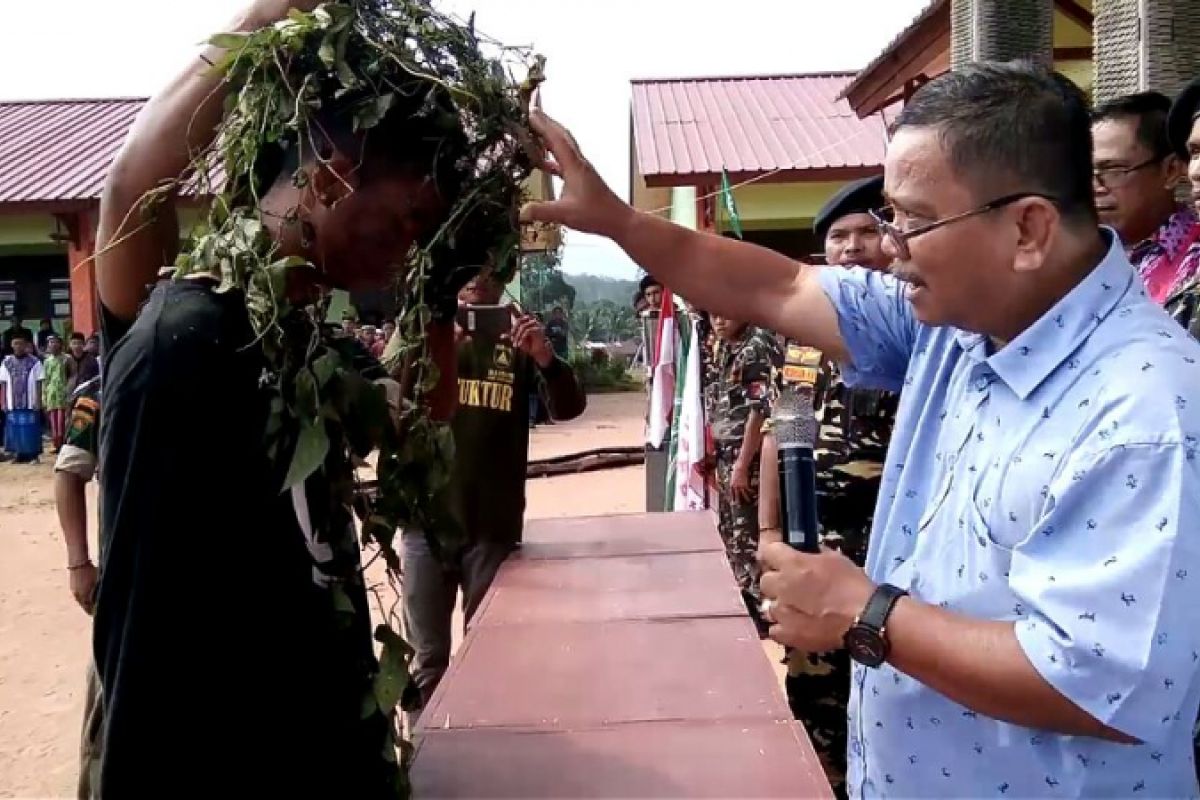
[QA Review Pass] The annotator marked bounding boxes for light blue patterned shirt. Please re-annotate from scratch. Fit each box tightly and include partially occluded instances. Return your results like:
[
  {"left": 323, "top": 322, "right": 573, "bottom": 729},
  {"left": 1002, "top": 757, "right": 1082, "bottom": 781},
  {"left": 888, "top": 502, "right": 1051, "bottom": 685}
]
[{"left": 819, "top": 232, "right": 1200, "bottom": 798}]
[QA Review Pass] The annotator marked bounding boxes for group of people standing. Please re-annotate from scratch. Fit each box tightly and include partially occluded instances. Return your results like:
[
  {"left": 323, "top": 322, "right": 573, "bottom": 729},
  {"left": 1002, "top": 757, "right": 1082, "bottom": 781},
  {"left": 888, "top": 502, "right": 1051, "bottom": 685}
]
[
  {"left": 1, "top": 317, "right": 100, "bottom": 463},
  {"left": 633, "top": 75, "right": 1200, "bottom": 797}
]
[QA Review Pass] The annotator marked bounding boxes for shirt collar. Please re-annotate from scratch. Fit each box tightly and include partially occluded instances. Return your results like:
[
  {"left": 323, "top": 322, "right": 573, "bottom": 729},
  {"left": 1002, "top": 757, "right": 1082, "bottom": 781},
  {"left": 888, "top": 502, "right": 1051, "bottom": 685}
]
[{"left": 955, "top": 229, "right": 1135, "bottom": 401}]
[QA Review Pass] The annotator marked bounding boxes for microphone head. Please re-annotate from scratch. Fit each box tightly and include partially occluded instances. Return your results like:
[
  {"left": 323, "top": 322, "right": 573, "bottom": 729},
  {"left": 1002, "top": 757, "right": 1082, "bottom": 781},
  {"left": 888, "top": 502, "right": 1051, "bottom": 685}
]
[{"left": 773, "top": 383, "right": 817, "bottom": 448}]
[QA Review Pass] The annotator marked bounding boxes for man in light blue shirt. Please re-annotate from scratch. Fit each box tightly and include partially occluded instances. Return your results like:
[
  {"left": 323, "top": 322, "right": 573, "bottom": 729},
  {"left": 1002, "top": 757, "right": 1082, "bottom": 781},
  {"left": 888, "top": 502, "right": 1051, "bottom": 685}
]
[{"left": 522, "top": 62, "right": 1200, "bottom": 797}]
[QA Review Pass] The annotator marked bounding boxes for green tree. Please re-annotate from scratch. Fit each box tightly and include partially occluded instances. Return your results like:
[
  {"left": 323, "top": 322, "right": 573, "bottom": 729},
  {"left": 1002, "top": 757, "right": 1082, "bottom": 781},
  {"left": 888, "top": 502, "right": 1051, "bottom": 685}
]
[
  {"left": 570, "top": 299, "right": 637, "bottom": 343},
  {"left": 520, "top": 251, "right": 576, "bottom": 314}
]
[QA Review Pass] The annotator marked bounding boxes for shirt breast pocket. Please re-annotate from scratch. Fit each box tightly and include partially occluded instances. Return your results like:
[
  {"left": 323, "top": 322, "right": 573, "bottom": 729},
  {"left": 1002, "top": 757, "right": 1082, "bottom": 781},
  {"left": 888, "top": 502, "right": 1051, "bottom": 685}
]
[{"left": 970, "top": 472, "right": 1031, "bottom": 553}]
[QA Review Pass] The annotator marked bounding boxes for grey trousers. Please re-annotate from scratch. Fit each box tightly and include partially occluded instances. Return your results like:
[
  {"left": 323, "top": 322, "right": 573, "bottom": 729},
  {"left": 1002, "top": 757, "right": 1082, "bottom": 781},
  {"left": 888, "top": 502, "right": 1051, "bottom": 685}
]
[{"left": 401, "top": 530, "right": 513, "bottom": 704}]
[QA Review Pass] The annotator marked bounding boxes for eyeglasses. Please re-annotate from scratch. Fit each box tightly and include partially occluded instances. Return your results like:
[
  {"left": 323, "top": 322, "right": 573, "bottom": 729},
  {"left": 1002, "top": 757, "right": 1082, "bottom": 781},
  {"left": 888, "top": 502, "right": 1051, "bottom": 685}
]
[
  {"left": 1092, "top": 156, "right": 1163, "bottom": 190},
  {"left": 869, "top": 192, "right": 1058, "bottom": 261}
]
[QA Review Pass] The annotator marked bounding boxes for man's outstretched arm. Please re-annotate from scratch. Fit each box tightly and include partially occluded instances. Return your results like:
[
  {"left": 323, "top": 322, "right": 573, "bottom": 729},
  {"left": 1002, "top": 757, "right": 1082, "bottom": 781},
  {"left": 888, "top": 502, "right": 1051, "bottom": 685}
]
[
  {"left": 520, "top": 112, "right": 846, "bottom": 361},
  {"left": 96, "top": 0, "right": 321, "bottom": 323}
]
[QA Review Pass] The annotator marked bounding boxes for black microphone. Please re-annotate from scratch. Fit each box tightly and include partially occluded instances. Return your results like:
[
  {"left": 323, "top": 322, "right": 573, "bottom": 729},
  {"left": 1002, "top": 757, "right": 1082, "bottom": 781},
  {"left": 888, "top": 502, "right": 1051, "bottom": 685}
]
[{"left": 774, "top": 355, "right": 820, "bottom": 553}]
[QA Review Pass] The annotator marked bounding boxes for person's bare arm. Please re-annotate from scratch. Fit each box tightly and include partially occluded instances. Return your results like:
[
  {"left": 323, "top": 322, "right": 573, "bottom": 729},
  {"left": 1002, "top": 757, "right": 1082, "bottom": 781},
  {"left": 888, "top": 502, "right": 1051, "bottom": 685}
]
[
  {"left": 758, "top": 432, "right": 782, "bottom": 544},
  {"left": 96, "top": 0, "right": 321, "bottom": 322},
  {"left": 55, "top": 469, "right": 97, "bottom": 614},
  {"left": 520, "top": 112, "right": 846, "bottom": 360}
]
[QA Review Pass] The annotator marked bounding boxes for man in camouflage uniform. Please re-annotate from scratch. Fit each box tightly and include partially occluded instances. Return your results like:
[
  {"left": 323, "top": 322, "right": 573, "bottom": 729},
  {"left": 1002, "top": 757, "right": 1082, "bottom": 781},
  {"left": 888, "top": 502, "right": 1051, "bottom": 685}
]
[
  {"left": 52, "top": 378, "right": 103, "bottom": 799},
  {"left": 705, "top": 314, "right": 782, "bottom": 635},
  {"left": 758, "top": 175, "right": 897, "bottom": 799}
]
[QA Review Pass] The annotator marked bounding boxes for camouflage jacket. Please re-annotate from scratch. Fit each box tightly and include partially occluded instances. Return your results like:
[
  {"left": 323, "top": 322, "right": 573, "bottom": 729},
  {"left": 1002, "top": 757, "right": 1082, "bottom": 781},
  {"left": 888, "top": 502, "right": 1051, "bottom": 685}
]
[
  {"left": 812, "top": 358, "right": 897, "bottom": 477},
  {"left": 706, "top": 327, "right": 783, "bottom": 447}
]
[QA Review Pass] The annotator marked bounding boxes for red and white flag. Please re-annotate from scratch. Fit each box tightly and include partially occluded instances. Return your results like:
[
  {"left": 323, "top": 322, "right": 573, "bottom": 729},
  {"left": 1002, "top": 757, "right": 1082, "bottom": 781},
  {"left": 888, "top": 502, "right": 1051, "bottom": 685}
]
[{"left": 645, "top": 288, "right": 675, "bottom": 448}]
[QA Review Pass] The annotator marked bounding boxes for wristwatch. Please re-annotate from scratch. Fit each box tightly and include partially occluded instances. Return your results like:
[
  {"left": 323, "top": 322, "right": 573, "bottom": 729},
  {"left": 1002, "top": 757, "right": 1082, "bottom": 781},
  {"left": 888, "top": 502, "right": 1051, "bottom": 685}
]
[{"left": 844, "top": 583, "right": 908, "bottom": 668}]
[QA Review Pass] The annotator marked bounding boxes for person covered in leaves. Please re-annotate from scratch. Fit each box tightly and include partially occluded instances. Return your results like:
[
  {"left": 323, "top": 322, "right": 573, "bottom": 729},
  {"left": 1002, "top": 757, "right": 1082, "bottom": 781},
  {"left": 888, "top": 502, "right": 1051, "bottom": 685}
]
[
  {"left": 90, "top": 1, "right": 522, "bottom": 796},
  {"left": 703, "top": 313, "right": 782, "bottom": 634},
  {"left": 402, "top": 273, "right": 585, "bottom": 708},
  {"left": 757, "top": 174, "right": 897, "bottom": 797}
]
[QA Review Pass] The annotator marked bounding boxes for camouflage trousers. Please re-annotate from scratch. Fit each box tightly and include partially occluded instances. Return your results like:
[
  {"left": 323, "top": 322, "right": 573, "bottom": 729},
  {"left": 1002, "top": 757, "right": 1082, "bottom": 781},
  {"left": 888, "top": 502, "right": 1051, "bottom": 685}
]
[
  {"left": 714, "top": 444, "right": 762, "bottom": 599},
  {"left": 785, "top": 477, "right": 878, "bottom": 800}
]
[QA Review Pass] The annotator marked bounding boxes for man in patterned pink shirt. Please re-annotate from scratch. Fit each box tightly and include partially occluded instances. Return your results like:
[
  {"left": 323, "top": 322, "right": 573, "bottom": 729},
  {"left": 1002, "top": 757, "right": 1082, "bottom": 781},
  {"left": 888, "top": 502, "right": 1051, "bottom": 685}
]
[{"left": 1093, "top": 92, "right": 1200, "bottom": 304}]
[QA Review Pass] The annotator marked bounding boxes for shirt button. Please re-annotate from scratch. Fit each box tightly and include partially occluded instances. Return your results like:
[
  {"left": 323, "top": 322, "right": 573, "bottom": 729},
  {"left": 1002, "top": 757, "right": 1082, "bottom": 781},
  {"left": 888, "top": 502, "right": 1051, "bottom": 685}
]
[{"left": 974, "top": 376, "right": 990, "bottom": 392}]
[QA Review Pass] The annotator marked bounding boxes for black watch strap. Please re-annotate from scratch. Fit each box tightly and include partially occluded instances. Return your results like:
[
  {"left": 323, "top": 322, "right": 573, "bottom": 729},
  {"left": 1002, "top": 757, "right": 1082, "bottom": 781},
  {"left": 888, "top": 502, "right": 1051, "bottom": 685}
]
[{"left": 859, "top": 583, "right": 908, "bottom": 633}]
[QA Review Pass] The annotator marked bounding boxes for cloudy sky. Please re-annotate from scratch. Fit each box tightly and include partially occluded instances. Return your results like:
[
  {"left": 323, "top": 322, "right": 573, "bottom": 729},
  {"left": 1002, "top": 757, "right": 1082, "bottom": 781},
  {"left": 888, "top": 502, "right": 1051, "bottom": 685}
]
[{"left": 3, "top": 0, "right": 928, "bottom": 278}]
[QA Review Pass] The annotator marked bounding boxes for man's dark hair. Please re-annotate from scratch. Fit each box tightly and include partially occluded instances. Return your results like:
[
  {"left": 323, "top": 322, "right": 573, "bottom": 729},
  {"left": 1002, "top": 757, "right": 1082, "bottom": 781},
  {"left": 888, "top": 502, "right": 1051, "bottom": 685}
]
[
  {"left": 894, "top": 61, "right": 1096, "bottom": 224},
  {"left": 253, "top": 84, "right": 469, "bottom": 212},
  {"left": 1092, "top": 91, "right": 1175, "bottom": 159},
  {"left": 39, "top": 318, "right": 52, "bottom": 327},
  {"left": 638, "top": 274, "right": 662, "bottom": 294},
  {"left": 69, "top": 331, "right": 85, "bottom": 343}
]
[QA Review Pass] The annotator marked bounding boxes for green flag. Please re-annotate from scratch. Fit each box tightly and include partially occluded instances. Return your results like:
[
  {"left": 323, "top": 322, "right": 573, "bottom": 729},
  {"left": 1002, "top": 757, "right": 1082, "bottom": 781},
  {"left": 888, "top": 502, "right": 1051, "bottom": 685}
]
[{"left": 720, "top": 168, "right": 743, "bottom": 239}]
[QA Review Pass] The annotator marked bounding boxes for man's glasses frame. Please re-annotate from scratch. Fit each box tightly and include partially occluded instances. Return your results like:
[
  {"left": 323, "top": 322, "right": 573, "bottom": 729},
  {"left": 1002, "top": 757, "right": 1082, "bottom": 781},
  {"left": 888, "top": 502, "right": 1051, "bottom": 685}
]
[
  {"left": 869, "top": 192, "right": 1059, "bottom": 261},
  {"left": 1092, "top": 155, "right": 1165, "bottom": 190}
]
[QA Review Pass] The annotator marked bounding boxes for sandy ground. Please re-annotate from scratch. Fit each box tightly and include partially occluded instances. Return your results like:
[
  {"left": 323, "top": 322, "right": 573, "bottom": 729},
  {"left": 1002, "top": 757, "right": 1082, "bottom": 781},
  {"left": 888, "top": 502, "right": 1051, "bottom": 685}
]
[
  {"left": 0, "top": 391, "right": 783, "bottom": 799},
  {"left": 0, "top": 393, "right": 656, "bottom": 799}
]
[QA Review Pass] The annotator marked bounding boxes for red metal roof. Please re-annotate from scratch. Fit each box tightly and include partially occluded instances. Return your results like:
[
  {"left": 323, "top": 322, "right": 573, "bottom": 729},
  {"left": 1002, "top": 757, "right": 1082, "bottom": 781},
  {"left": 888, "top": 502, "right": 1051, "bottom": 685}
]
[
  {"left": 0, "top": 98, "right": 145, "bottom": 207},
  {"left": 631, "top": 73, "right": 888, "bottom": 186}
]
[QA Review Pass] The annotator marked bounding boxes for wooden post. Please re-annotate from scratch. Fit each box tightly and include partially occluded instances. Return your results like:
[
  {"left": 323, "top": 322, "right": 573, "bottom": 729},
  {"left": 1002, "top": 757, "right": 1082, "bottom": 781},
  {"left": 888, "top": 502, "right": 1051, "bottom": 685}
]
[{"left": 63, "top": 210, "right": 99, "bottom": 337}]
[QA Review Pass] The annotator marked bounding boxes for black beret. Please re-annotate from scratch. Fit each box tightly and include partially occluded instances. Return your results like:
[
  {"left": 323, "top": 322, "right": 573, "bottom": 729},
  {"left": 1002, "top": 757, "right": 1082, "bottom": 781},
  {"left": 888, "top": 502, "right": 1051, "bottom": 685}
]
[
  {"left": 813, "top": 175, "right": 885, "bottom": 242},
  {"left": 1168, "top": 76, "right": 1200, "bottom": 159}
]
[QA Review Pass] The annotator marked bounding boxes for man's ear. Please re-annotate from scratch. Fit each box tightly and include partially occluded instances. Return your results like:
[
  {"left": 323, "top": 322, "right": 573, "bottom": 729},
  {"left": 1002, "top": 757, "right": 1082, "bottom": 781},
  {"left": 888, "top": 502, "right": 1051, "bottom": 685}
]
[
  {"left": 1163, "top": 154, "right": 1187, "bottom": 191},
  {"left": 309, "top": 151, "right": 358, "bottom": 208},
  {"left": 1012, "top": 198, "right": 1059, "bottom": 276}
]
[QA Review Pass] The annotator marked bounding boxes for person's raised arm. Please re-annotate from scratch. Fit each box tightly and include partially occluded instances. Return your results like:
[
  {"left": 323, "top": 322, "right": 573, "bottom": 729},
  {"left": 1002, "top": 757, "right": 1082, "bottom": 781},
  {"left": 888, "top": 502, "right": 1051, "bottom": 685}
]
[
  {"left": 520, "top": 112, "right": 846, "bottom": 362},
  {"left": 96, "top": 0, "right": 321, "bottom": 322}
]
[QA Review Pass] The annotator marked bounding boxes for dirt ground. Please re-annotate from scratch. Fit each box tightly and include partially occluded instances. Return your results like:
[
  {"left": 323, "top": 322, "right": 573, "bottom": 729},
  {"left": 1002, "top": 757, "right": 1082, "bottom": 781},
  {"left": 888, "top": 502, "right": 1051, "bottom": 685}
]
[{"left": 0, "top": 392, "right": 654, "bottom": 799}]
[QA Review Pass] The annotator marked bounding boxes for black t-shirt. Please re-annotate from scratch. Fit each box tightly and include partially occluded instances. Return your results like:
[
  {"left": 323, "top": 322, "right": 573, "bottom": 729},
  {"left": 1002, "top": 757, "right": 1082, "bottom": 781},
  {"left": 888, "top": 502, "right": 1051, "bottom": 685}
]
[
  {"left": 448, "top": 334, "right": 538, "bottom": 543},
  {"left": 96, "top": 280, "right": 394, "bottom": 798}
]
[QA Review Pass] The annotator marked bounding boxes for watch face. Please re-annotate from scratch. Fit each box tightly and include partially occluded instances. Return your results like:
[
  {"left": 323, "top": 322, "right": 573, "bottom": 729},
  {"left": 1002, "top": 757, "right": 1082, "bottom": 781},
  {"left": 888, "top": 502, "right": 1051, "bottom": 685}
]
[{"left": 845, "top": 624, "right": 887, "bottom": 667}]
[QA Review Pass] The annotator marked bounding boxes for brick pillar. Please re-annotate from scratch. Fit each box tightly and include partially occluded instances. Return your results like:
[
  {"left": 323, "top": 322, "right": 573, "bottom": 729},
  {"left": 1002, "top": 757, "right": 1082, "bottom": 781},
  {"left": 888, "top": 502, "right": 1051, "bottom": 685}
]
[
  {"left": 1095, "top": 0, "right": 1200, "bottom": 104},
  {"left": 65, "top": 210, "right": 98, "bottom": 337},
  {"left": 952, "top": 0, "right": 1054, "bottom": 68}
]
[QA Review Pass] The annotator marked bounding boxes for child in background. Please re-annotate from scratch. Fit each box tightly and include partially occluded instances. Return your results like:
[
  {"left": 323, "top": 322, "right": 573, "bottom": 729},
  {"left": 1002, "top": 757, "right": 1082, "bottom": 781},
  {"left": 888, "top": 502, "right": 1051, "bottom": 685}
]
[
  {"left": 0, "top": 335, "right": 45, "bottom": 463},
  {"left": 42, "top": 335, "right": 70, "bottom": 451}
]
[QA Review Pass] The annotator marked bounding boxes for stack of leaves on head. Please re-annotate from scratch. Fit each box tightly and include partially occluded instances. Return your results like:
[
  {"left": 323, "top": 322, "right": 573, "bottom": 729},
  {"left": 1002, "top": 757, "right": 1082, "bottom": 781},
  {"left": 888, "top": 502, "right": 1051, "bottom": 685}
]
[{"left": 156, "top": 1, "right": 543, "bottom": 794}]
